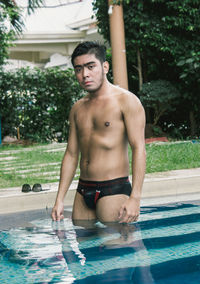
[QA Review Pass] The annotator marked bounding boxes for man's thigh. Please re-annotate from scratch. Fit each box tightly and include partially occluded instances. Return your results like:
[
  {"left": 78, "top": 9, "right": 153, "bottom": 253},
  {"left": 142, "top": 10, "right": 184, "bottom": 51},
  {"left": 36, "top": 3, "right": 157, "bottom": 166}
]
[
  {"left": 96, "top": 194, "right": 129, "bottom": 223},
  {"left": 72, "top": 192, "right": 97, "bottom": 221}
]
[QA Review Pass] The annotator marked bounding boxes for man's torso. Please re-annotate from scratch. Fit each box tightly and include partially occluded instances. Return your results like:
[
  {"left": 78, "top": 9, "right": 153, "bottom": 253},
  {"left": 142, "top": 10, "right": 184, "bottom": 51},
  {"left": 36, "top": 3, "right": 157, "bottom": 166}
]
[{"left": 74, "top": 91, "right": 130, "bottom": 181}]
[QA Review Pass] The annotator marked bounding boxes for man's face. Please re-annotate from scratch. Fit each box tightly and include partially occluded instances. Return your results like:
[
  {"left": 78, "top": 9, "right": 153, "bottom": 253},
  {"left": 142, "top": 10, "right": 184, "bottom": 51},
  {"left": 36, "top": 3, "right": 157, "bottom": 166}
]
[{"left": 73, "top": 53, "right": 108, "bottom": 93}]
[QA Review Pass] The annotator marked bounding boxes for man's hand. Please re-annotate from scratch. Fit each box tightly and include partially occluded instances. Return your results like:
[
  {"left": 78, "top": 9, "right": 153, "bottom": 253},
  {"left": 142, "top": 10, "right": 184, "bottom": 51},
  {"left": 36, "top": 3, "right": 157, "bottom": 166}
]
[
  {"left": 51, "top": 201, "right": 64, "bottom": 221},
  {"left": 118, "top": 196, "right": 140, "bottom": 223}
]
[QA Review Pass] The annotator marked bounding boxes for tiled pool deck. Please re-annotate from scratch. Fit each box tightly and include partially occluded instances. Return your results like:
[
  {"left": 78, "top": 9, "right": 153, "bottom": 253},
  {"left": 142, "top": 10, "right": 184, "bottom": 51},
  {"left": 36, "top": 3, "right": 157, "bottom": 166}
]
[{"left": 0, "top": 167, "right": 200, "bottom": 214}]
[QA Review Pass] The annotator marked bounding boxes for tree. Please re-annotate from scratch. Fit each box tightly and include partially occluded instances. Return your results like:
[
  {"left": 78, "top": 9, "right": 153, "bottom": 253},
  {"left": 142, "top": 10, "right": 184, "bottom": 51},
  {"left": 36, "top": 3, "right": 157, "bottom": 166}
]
[
  {"left": 177, "top": 51, "right": 200, "bottom": 136},
  {"left": 0, "top": 0, "right": 45, "bottom": 66},
  {"left": 0, "top": 2, "right": 18, "bottom": 65},
  {"left": 139, "top": 80, "right": 180, "bottom": 126},
  {"left": 92, "top": 0, "right": 200, "bottom": 137}
]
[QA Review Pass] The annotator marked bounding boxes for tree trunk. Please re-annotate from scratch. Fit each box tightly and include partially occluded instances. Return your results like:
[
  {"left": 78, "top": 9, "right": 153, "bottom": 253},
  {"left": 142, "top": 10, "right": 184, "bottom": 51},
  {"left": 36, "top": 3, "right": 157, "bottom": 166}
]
[
  {"left": 137, "top": 47, "right": 143, "bottom": 91},
  {"left": 142, "top": 52, "right": 148, "bottom": 83}
]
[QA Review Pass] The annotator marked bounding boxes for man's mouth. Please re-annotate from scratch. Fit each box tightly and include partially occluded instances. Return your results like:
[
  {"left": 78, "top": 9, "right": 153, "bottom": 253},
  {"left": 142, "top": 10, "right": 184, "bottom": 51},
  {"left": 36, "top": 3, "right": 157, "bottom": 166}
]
[{"left": 84, "top": 81, "right": 92, "bottom": 86}]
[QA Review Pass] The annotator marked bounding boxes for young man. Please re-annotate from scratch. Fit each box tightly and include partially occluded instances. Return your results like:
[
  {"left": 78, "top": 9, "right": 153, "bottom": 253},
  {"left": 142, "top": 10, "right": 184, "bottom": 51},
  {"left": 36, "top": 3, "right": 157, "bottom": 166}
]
[{"left": 51, "top": 41, "right": 146, "bottom": 223}]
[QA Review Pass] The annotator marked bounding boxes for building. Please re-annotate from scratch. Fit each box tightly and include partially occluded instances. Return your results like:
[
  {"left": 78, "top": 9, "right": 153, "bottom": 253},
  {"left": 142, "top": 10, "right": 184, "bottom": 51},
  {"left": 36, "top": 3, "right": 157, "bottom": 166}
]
[{"left": 6, "top": 0, "right": 104, "bottom": 70}]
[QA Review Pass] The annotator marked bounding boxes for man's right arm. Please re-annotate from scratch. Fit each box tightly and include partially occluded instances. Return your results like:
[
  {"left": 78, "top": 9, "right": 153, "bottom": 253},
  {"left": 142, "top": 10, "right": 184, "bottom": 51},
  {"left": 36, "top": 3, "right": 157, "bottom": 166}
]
[{"left": 51, "top": 105, "right": 79, "bottom": 221}]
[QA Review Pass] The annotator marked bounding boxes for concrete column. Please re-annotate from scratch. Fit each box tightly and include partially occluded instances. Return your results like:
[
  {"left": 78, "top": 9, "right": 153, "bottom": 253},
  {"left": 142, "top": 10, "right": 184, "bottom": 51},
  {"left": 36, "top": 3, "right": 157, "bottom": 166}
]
[{"left": 108, "top": 0, "right": 128, "bottom": 90}]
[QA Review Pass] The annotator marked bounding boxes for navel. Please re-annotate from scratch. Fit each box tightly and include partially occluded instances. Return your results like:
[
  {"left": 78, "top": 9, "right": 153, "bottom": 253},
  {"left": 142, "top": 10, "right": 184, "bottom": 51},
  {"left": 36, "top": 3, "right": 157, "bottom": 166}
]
[{"left": 105, "top": 121, "right": 110, "bottom": 127}]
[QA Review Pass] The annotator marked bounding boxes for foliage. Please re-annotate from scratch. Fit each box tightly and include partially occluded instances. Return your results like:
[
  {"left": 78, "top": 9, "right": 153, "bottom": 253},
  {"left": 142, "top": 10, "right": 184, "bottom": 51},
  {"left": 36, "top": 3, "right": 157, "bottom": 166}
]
[
  {"left": 177, "top": 51, "right": 200, "bottom": 82},
  {"left": 0, "top": 67, "right": 84, "bottom": 142},
  {"left": 92, "top": 0, "right": 200, "bottom": 137},
  {"left": 93, "top": 0, "right": 200, "bottom": 83},
  {"left": 25, "top": 0, "right": 45, "bottom": 15},
  {"left": 0, "top": 0, "right": 45, "bottom": 66},
  {"left": 0, "top": 2, "right": 16, "bottom": 65},
  {"left": 0, "top": 0, "right": 24, "bottom": 32},
  {"left": 139, "top": 80, "right": 180, "bottom": 126},
  {"left": 177, "top": 50, "right": 200, "bottom": 112},
  {"left": 0, "top": 0, "right": 45, "bottom": 31}
]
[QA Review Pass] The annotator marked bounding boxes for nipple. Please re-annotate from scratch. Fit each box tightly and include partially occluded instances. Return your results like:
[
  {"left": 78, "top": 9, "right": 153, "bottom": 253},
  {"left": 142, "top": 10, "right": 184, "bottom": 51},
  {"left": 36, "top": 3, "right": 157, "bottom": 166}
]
[{"left": 105, "top": 121, "right": 110, "bottom": 127}]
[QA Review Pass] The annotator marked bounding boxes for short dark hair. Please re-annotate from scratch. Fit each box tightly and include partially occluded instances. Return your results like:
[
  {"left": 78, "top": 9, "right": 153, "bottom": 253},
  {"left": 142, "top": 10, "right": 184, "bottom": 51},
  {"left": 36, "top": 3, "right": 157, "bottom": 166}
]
[{"left": 71, "top": 41, "right": 107, "bottom": 66}]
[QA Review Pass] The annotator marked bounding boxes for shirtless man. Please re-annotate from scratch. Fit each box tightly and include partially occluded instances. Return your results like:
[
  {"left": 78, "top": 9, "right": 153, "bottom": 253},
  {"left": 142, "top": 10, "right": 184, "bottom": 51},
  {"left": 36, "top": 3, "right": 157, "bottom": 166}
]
[{"left": 51, "top": 41, "right": 146, "bottom": 224}]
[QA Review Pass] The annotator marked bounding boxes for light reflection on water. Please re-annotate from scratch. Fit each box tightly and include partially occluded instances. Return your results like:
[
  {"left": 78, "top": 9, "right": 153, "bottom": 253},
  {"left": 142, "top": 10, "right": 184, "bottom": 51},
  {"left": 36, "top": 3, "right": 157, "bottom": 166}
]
[{"left": 0, "top": 202, "right": 200, "bottom": 283}]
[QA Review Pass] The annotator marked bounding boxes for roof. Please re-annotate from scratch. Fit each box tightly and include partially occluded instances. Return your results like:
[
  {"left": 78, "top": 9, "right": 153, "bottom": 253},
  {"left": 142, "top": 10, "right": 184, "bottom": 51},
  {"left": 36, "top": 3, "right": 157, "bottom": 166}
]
[{"left": 15, "top": 0, "right": 96, "bottom": 34}]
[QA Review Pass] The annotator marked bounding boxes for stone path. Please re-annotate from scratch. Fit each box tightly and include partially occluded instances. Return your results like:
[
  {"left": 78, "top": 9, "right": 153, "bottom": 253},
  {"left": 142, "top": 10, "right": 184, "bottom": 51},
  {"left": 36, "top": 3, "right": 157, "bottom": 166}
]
[{"left": 0, "top": 143, "right": 79, "bottom": 184}]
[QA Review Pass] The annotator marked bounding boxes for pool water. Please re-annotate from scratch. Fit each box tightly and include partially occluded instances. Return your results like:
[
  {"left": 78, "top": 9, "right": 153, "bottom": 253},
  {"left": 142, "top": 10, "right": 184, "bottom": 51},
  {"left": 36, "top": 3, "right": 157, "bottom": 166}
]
[{"left": 0, "top": 202, "right": 200, "bottom": 283}]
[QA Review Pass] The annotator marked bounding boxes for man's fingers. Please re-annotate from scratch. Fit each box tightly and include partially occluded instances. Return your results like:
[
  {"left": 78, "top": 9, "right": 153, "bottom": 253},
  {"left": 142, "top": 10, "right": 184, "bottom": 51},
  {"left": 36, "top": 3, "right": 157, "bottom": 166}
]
[
  {"left": 120, "top": 212, "right": 139, "bottom": 223},
  {"left": 118, "top": 205, "right": 125, "bottom": 219},
  {"left": 51, "top": 210, "right": 57, "bottom": 221},
  {"left": 129, "top": 214, "right": 139, "bottom": 223},
  {"left": 51, "top": 209, "right": 64, "bottom": 221},
  {"left": 55, "top": 213, "right": 64, "bottom": 221},
  {"left": 60, "top": 213, "right": 64, "bottom": 220},
  {"left": 119, "top": 211, "right": 129, "bottom": 223}
]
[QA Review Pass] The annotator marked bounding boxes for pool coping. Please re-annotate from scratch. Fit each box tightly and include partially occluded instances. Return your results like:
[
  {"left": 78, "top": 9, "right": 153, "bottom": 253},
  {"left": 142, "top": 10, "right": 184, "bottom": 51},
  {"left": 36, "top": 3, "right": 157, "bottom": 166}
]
[{"left": 0, "top": 167, "right": 200, "bottom": 214}]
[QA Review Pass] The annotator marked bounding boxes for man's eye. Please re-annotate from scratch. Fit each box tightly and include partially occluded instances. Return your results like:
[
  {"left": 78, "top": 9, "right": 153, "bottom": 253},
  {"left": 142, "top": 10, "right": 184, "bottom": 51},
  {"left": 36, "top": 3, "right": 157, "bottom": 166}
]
[
  {"left": 88, "top": 65, "right": 94, "bottom": 70},
  {"left": 75, "top": 68, "right": 81, "bottom": 73}
]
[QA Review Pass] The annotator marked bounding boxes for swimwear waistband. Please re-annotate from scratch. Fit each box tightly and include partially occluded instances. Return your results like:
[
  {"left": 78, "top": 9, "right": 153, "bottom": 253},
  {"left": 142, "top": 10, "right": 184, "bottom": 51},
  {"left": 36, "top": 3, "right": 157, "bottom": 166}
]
[{"left": 78, "top": 176, "right": 129, "bottom": 187}]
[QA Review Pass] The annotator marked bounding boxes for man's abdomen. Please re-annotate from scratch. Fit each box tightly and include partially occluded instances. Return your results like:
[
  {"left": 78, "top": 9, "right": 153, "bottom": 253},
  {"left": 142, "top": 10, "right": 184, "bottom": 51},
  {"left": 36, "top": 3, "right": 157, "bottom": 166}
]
[{"left": 79, "top": 147, "right": 129, "bottom": 181}]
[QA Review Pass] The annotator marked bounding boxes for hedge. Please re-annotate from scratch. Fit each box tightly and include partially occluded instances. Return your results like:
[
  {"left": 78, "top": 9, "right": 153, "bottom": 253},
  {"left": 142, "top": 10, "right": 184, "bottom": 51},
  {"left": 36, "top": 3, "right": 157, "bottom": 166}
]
[{"left": 0, "top": 67, "right": 84, "bottom": 142}]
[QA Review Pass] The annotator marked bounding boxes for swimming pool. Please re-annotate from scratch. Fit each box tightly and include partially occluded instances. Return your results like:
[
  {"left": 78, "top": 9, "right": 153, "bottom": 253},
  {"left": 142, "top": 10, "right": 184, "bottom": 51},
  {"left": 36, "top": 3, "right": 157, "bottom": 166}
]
[{"left": 0, "top": 201, "right": 200, "bottom": 283}]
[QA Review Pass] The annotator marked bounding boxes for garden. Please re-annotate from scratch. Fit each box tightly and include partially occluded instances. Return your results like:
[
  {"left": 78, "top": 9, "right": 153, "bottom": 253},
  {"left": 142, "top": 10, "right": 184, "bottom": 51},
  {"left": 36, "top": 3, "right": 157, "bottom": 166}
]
[{"left": 0, "top": 0, "right": 200, "bottom": 143}]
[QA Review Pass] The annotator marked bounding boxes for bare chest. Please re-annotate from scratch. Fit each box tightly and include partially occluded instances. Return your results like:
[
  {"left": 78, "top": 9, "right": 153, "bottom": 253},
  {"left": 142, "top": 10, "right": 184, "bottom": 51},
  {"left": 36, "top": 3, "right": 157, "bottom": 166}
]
[{"left": 75, "top": 101, "right": 123, "bottom": 135}]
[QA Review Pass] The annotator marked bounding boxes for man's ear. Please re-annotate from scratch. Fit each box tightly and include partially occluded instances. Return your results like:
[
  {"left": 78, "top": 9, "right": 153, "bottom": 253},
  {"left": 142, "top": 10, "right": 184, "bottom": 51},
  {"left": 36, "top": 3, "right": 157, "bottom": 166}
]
[{"left": 103, "top": 61, "right": 109, "bottom": 74}]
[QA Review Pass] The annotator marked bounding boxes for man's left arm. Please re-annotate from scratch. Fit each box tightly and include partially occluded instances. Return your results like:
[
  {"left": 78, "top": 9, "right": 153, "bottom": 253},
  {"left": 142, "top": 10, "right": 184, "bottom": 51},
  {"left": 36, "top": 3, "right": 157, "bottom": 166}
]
[{"left": 119, "top": 93, "right": 146, "bottom": 223}]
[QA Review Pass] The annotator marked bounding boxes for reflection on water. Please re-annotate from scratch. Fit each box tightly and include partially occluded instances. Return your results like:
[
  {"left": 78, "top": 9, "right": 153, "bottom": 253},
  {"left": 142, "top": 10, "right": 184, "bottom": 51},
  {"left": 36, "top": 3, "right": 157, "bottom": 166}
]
[
  {"left": 0, "top": 217, "right": 154, "bottom": 283},
  {"left": 1, "top": 203, "right": 200, "bottom": 283},
  {"left": 53, "top": 220, "right": 155, "bottom": 283}
]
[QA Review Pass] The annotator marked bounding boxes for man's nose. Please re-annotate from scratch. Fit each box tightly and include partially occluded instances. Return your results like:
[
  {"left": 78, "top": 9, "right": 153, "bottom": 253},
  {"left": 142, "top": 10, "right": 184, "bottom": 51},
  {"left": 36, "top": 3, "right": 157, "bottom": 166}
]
[{"left": 82, "top": 67, "right": 89, "bottom": 78}]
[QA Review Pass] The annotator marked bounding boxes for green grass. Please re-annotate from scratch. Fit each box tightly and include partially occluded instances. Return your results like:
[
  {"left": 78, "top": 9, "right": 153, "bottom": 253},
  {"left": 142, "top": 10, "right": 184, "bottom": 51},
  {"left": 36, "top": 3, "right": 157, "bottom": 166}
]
[
  {"left": 0, "top": 143, "right": 66, "bottom": 188},
  {"left": 0, "top": 141, "right": 200, "bottom": 188},
  {"left": 145, "top": 142, "right": 200, "bottom": 173}
]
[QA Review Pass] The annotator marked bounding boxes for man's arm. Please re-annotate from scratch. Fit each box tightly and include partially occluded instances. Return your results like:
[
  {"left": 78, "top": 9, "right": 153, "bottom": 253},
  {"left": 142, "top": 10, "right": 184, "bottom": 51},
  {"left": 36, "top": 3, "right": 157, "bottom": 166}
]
[
  {"left": 51, "top": 105, "right": 79, "bottom": 221},
  {"left": 119, "top": 92, "right": 146, "bottom": 223}
]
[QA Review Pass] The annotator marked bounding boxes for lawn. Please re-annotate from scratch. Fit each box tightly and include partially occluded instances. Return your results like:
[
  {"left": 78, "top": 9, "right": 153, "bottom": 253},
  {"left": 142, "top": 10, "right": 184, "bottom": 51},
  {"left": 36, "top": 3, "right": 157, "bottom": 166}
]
[
  {"left": 0, "top": 141, "right": 200, "bottom": 188},
  {"left": 144, "top": 141, "right": 200, "bottom": 173}
]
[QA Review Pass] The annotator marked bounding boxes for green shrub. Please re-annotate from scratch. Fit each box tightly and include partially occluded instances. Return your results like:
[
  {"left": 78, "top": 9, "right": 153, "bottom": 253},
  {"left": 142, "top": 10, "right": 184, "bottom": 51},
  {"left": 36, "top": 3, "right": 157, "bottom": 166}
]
[
  {"left": 0, "top": 67, "right": 84, "bottom": 142},
  {"left": 139, "top": 80, "right": 180, "bottom": 126}
]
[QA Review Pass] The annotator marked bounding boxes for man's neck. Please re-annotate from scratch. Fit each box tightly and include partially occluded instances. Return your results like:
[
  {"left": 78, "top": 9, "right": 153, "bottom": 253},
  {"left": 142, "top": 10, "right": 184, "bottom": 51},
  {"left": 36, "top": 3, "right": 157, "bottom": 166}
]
[{"left": 88, "top": 80, "right": 113, "bottom": 99}]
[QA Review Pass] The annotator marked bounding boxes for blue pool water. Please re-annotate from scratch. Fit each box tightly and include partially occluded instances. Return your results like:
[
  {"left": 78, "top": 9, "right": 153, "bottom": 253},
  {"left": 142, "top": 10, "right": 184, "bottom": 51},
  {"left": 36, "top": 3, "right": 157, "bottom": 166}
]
[{"left": 0, "top": 201, "right": 200, "bottom": 283}]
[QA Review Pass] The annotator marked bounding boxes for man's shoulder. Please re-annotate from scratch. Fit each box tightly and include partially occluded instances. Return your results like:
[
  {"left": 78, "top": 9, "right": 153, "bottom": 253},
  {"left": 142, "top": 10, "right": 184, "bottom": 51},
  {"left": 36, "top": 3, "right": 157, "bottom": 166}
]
[
  {"left": 71, "top": 96, "right": 88, "bottom": 112},
  {"left": 113, "top": 86, "right": 142, "bottom": 108}
]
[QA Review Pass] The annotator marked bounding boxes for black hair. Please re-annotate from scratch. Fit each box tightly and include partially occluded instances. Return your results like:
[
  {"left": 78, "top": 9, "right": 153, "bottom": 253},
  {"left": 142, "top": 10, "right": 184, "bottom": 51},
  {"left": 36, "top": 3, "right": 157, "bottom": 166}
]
[{"left": 71, "top": 41, "right": 107, "bottom": 66}]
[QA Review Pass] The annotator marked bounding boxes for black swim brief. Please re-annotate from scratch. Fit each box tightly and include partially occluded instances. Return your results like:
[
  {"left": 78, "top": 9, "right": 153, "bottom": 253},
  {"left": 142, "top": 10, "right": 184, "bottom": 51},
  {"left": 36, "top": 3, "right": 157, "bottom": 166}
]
[{"left": 77, "top": 176, "right": 132, "bottom": 210}]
